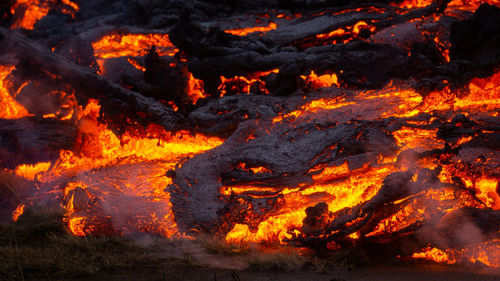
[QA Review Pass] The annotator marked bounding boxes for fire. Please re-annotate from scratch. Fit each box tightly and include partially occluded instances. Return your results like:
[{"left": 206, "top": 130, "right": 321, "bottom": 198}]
[
  {"left": 411, "top": 241, "right": 500, "bottom": 267},
  {"left": 394, "top": 0, "right": 500, "bottom": 10},
  {"left": 272, "top": 96, "right": 354, "bottom": 123},
  {"left": 3, "top": 0, "right": 500, "bottom": 269},
  {"left": 0, "top": 65, "right": 30, "bottom": 119},
  {"left": 395, "top": 0, "right": 433, "bottom": 9},
  {"left": 187, "top": 73, "right": 207, "bottom": 104},
  {"left": 461, "top": 240, "right": 500, "bottom": 267},
  {"left": 226, "top": 212, "right": 305, "bottom": 243},
  {"left": 218, "top": 69, "right": 279, "bottom": 97},
  {"left": 92, "top": 33, "right": 207, "bottom": 104},
  {"left": 126, "top": 58, "right": 146, "bottom": 72},
  {"left": 225, "top": 163, "right": 396, "bottom": 243},
  {"left": 236, "top": 162, "right": 271, "bottom": 174},
  {"left": 393, "top": 127, "right": 445, "bottom": 152},
  {"left": 412, "top": 247, "right": 456, "bottom": 264},
  {"left": 353, "top": 21, "right": 375, "bottom": 35},
  {"left": 301, "top": 70, "right": 339, "bottom": 89},
  {"left": 474, "top": 177, "right": 500, "bottom": 210},
  {"left": 68, "top": 216, "right": 87, "bottom": 236},
  {"left": 11, "top": 99, "right": 223, "bottom": 237},
  {"left": 12, "top": 203, "right": 25, "bottom": 222},
  {"left": 14, "top": 162, "right": 51, "bottom": 181},
  {"left": 92, "top": 33, "right": 178, "bottom": 59},
  {"left": 10, "top": 0, "right": 79, "bottom": 30},
  {"left": 447, "top": 0, "right": 500, "bottom": 11},
  {"left": 454, "top": 70, "right": 500, "bottom": 112},
  {"left": 421, "top": 70, "right": 500, "bottom": 114},
  {"left": 47, "top": 100, "right": 223, "bottom": 175},
  {"left": 305, "top": 21, "right": 376, "bottom": 47},
  {"left": 225, "top": 22, "right": 277, "bottom": 36},
  {"left": 224, "top": 70, "right": 500, "bottom": 260}
]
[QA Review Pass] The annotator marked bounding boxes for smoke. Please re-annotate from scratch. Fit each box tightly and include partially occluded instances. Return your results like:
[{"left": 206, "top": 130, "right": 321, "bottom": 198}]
[{"left": 57, "top": 160, "right": 177, "bottom": 237}]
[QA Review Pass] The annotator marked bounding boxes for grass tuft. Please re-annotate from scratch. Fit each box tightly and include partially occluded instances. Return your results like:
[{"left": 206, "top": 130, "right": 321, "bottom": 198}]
[
  {"left": 199, "top": 234, "right": 250, "bottom": 255},
  {"left": 0, "top": 206, "right": 147, "bottom": 281}
]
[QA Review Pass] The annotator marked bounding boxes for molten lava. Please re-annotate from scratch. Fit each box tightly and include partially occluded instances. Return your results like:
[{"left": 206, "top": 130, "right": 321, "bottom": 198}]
[
  {"left": 301, "top": 70, "right": 339, "bottom": 89},
  {"left": 412, "top": 247, "right": 456, "bottom": 264},
  {"left": 92, "top": 33, "right": 178, "bottom": 59},
  {"left": 225, "top": 22, "right": 277, "bottom": 36},
  {"left": 2, "top": 0, "right": 500, "bottom": 270},
  {"left": 0, "top": 65, "right": 30, "bottom": 119},
  {"left": 12, "top": 100, "right": 223, "bottom": 237},
  {"left": 10, "top": 0, "right": 79, "bottom": 29}
]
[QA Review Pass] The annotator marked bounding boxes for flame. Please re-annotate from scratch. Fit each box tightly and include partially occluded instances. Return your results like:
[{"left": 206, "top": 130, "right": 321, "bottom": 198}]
[
  {"left": 301, "top": 70, "right": 339, "bottom": 89},
  {"left": 273, "top": 96, "right": 355, "bottom": 123},
  {"left": 14, "top": 162, "right": 51, "bottom": 181},
  {"left": 225, "top": 22, "right": 277, "bottom": 36},
  {"left": 421, "top": 70, "right": 500, "bottom": 114},
  {"left": 461, "top": 240, "right": 500, "bottom": 267},
  {"left": 12, "top": 99, "right": 223, "bottom": 237},
  {"left": 394, "top": 0, "right": 500, "bottom": 10},
  {"left": 306, "top": 21, "right": 376, "bottom": 47},
  {"left": 236, "top": 162, "right": 271, "bottom": 174},
  {"left": 353, "top": 21, "right": 375, "bottom": 34},
  {"left": 412, "top": 247, "right": 456, "bottom": 264},
  {"left": 126, "top": 58, "right": 146, "bottom": 72},
  {"left": 68, "top": 216, "right": 87, "bottom": 236},
  {"left": 187, "top": 73, "right": 207, "bottom": 104},
  {"left": 475, "top": 177, "right": 500, "bottom": 210},
  {"left": 393, "top": 127, "right": 445, "bottom": 152},
  {"left": 455, "top": 70, "right": 500, "bottom": 111},
  {"left": 394, "top": 0, "right": 500, "bottom": 12},
  {"left": 226, "top": 163, "right": 396, "bottom": 243},
  {"left": 218, "top": 69, "right": 278, "bottom": 96},
  {"left": 4, "top": 1, "right": 500, "bottom": 266},
  {"left": 0, "top": 65, "right": 30, "bottom": 119},
  {"left": 225, "top": 71, "right": 500, "bottom": 254},
  {"left": 447, "top": 0, "right": 500, "bottom": 12},
  {"left": 92, "top": 34, "right": 178, "bottom": 59},
  {"left": 226, "top": 212, "right": 306, "bottom": 244},
  {"left": 93, "top": 34, "right": 207, "bottom": 104},
  {"left": 411, "top": 241, "right": 500, "bottom": 267},
  {"left": 12, "top": 203, "right": 25, "bottom": 222},
  {"left": 47, "top": 100, "right": 223, "bottom": 176},
  {"left": 10, "top": 0, "right": 79, "bottom": 30}
]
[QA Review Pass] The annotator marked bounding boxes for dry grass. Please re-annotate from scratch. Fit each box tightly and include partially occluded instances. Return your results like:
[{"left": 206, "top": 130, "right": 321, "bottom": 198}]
[
  {"left": 198, "top": 234, "right": 308, "bottom": 271},
  {"left": 246, "top": 247, "right": 308, "bottom": 271},
  {"left": 0, "top": 207, "right": 148, "bottom": 281},
  {"left": 198, "top": 234, "right": 250, "bottom": 255},
  {"left": 0, "top": 171, "right": 34, "bottom": 220},
  {"left": 0, "top": 206, "right": 375, "bottom": 280}
]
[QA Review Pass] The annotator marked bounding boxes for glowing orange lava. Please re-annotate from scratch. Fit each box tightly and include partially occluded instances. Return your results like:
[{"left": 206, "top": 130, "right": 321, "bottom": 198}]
[
  {"left": 301, "top": 70, "right": 339, "bottom": 89},
  {"left": 11, "top": 0, "right": 79, "bottom": 30},
  {"left": 412, "top": 247, "right": 456, "bottom": 264},
  {"left": 0, "top": 65, "right": 30, "bottom": 119},
  {"left": 187, "top": 73, "right": 207, "bottom": 104},
  {"left": 218, "top": 69, "right": 279, "bottom": 96},
  {"left": 14, "top": 162, "right": 51, "bottom": 181},
  {"left": 225, "top": 22, "right": 277, "bottom": 36},
  {"left": 12, "top": 203, "right": 25, "bottom": 222},
  {"left": 92, "top": 33, "right": 178, "bottom": 59},
  {"left": 11, "top": 99, "right": 223, "bottom": 237}
]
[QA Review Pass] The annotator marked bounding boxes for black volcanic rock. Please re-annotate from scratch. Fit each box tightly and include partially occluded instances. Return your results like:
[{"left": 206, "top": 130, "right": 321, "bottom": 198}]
[{"left": 450, "top": 4, "right": 500, "bottom": 71}]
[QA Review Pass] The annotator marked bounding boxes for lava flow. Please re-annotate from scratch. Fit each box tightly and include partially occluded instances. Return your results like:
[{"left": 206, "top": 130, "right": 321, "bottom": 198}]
[{"left": 2, "top": 0, "right": 500, "bottom": 271}]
